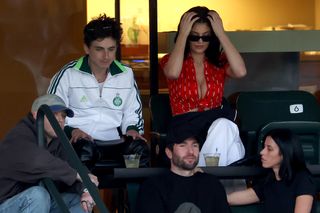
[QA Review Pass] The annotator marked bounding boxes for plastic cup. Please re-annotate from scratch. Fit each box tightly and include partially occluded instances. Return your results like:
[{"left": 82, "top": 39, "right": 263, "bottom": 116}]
[
  {"left": 123, "top": 154, "right": 141, "bottom": 168},
  {"left": 204, "top": 153, "right": 220, "bottom": 167}
]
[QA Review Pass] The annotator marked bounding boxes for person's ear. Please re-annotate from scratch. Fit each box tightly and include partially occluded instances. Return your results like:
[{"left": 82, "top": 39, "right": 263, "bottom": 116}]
[
  {"left": 84, "top": 44, "right": 89, "bottom": 54},
  {"left": 165, "top": 147, "right": 173, "bottom": 160}
]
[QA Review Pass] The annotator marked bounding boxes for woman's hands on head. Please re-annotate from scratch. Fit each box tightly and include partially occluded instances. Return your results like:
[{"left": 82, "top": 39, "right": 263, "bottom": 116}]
[
  {"left": 179, "top": 10, "right": 226, "bottom": 41},
  {"left": 178, "top": 12, "right": 199, "bottom": 38},
  {"left": 206, "top": 10, "right": 247, "bottom": 78},
  {"left": 163, "top": 11, "right": 199, "bottom": 79},
  {"left": 207, "top": 10, "right": 225, "bottom": 37}
]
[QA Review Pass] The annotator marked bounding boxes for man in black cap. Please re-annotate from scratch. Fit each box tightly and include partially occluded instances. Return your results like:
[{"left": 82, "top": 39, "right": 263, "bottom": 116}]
[
  {"left": 0, "top": 94, "right": 98, "bottom": 213},
  {"left": 136, "top": 125, "right": 231, "bottom": 213}
]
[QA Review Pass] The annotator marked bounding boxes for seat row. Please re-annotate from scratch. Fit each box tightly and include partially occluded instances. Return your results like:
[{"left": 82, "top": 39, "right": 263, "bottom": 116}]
[{"left": 150, "top": 90, "right": 320, "bottom": 167}]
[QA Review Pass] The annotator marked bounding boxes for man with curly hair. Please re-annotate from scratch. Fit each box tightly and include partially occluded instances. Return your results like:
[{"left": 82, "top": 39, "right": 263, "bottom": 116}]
[{"left": 48, "top": 14, "right": 149, "bottom": 169}]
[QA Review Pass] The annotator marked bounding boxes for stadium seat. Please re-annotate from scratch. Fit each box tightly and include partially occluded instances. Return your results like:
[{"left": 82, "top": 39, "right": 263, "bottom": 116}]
[
  {"left": 149, "top": 93, "right": 172, "bottom": 167},
  {"left": 236, "top": 90, "right": 320, "bottom": 164}
]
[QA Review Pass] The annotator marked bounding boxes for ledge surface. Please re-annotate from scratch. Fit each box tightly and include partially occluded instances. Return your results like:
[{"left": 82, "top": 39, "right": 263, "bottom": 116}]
[{"left": 158, "top": 30, "right": 320, "bottom": 53}]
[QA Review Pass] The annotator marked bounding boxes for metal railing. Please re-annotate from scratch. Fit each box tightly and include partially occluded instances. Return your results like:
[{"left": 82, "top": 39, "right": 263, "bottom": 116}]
[{"left": 36, "top": 104, "right": 109, "bottom": 213}]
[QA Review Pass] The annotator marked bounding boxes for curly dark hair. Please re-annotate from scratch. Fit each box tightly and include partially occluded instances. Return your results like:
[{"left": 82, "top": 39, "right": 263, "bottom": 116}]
[
  {"left": 83, "top": 14, "right": 123, "bottom": 47},
  {"left": 174, "top": 6, "right": 222, "bottom": 67}
]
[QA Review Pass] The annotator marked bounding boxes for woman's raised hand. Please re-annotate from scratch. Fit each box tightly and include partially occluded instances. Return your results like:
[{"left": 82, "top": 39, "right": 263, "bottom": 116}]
[
  {"left": 178, "top": 12, "right": 199, "bottom": 38},
  {"left": 207, "top": 10, "right": 225, "bottom": 37}
]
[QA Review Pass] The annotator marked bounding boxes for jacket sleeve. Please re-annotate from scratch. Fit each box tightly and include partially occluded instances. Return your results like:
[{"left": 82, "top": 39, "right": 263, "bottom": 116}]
[
  {"left": 47, "top": 66, "right": 71, "bottom": 107},
  {"left": 121, "top": 71, "right": 144, "bottom": 135},
  {"left": 1, "top": 133, "right": 77, "bottom": 186},
  {"left": 47, "top": 66, "right": 74, "bottom": 132}
]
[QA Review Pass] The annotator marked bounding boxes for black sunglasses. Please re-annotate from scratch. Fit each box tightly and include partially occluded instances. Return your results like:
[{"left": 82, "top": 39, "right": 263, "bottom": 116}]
[{"left": 188, "top": 35, "right": 211, "bottom": 42}]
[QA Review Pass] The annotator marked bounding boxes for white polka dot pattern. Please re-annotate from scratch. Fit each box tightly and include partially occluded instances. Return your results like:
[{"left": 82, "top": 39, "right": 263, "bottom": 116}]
[{"left": 160, "top": 54, "right": 228, "bottom": 116}]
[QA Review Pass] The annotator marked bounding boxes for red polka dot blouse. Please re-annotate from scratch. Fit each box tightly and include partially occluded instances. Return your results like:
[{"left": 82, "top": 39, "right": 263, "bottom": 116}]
[{"left": 160, "top": 54, "right": 228, "bottom": 116}]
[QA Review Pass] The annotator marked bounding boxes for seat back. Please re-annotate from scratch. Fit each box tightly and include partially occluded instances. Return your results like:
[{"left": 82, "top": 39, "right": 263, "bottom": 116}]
[
  {"left": 237, "top": 90, "right": 320, "bottom": 164},
  {"left": 92, "top": 138, "right": 126, "bottom": 175},
  {"left": 149, "top": 94, "right": 172, "bottom": 167},
  {"left": 149, "top": 94, "right": 172, "bottom": 134},
  {"left": 257, "top": 121, "right": 320, "bottom": 164}
]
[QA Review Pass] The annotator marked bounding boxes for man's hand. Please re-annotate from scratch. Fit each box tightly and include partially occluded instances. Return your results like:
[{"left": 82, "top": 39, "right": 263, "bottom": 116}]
[
  {"left": 76, "top": 173, "right": 99, "bottom": 187},
  {"left": 70, "top": 128, "right": 93, "bottom": 143},
  {"left": 88, "top": 173, "right": 99, "bottom": 187},
  {"left": 126, "top": 129, "right": 147, "bottom": 142},
  {"left": 81, "top": 190, "right": 95, "bottom": 212},
  {"left": 192, "top": 167, "right": 204, "bottom": 175},
  {"left": 77, "top": 173, "right": 99, "bottom": 212}
]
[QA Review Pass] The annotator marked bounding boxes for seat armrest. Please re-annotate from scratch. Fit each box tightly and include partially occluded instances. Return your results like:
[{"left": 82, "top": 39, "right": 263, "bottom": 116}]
[{"left": 228, "top": 155, "right": 260, "bottom": 166}]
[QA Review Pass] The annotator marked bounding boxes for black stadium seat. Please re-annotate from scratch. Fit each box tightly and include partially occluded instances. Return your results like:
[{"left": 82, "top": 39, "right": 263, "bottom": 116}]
[
  {"left": 236, "top": 90, "right": 320, "bottom": 164},
  {"left": 149, "top": 94, "right": 172, "bottom": 167}
]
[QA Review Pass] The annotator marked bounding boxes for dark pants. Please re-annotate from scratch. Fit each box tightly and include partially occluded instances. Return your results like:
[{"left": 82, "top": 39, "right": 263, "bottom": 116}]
[
  {"left": 168, "top": 97, "right": 236, "bottom": 147},
  {"left": 73, "top": 136, "right": 150, "bottom": 170}
]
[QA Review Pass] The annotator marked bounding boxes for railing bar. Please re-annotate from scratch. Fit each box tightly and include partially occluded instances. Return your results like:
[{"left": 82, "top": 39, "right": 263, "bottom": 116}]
[{"left": 37, "top": 104, "right": 109, "bottom": 213}]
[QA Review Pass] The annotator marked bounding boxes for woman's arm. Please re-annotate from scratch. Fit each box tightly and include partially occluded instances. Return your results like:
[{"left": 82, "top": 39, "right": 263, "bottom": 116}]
[
  {"left": 227, "top": 188, "right": 259, "bottom": 205},
  {"left": 294, "top": 195, "right": 314, "bottom": 213},
  {"left": 163, "top": 12, "right": 198, "bottom": 79},
  {"left": 207, "top": 10, "right": 247, "bottom": 79}
]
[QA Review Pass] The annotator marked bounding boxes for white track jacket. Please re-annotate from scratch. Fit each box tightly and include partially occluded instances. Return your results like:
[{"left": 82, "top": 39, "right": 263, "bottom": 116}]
[{"left": 48, "top": 56, "right": 144, "bottom": 140}]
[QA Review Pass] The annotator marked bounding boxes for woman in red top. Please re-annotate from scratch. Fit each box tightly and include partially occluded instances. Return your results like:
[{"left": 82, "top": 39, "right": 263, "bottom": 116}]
[{"left": 160, "top": 6, "right": 247, "bottom": 167}]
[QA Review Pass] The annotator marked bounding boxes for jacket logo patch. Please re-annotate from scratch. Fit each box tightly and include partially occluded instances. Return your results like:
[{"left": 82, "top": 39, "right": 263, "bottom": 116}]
[
  {"left": 80, "top": 95, "right": 88, "bottom": 102},
  {"left": 113, "top": 93, "right": 122, "bottom": 106}
]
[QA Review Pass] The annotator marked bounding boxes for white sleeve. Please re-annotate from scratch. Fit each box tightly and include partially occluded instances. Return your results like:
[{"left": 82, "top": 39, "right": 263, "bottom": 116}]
[
  {"left": 47, "top": 68, "right": 70, "bottom": 107},
  {"left": 121, "top": 75, "right": 144, "bottom": 135}
]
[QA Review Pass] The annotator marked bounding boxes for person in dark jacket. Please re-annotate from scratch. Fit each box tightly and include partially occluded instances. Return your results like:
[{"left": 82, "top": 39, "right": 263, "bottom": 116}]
[{"left": 0, "top": 94, "right": 98, "bottom": 213}]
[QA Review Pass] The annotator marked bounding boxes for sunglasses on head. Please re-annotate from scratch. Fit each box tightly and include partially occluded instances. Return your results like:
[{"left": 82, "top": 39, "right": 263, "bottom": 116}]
[{"left": 188, "top": 35, "right": 211, "bottom": 42}]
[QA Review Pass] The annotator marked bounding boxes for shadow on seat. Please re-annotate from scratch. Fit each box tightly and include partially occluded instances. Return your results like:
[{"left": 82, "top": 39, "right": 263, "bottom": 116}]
[
  {"left": 236, "top": 90, "right": 320, "bottom": 165},
  {"left": 149, "top": 94, "right": 172, "bottom": 167},
  {"left": 92, "top": 138, "right": 126, "bottom": 174},
  {"left": 88, "top": 138, "right": 128, "bottom": 191},
  {"left": 90, "top": 138, "right": 129, "bottom": 212}
]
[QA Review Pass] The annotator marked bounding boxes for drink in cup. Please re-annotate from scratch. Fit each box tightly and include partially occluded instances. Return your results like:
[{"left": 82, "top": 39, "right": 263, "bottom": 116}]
[
  {"left": 204, "top": 153, "right": 220, "bottom": 167},
  {"left": 123, "top": 154, "right": 141, "bottom": 168}
]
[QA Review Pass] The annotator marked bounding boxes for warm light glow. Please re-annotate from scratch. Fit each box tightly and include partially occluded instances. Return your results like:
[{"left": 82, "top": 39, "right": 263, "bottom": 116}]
[
  {"left": 87, "top": 0, "right": 315, "bottom": 32},
  {"left": 157, "top": 0, "right": 315, "bottom": 31},
  {"left": 158, "top": 0, "right": 224, "bottom": 32},
  {"left": 86, "top": 0, "right": 114, "bottom": 22},
  {"left": 87, "top": 0, "right": 149, "bottom": 44},
  {"left": 120, "top": 0, "right": 149, "bottom": 44}
]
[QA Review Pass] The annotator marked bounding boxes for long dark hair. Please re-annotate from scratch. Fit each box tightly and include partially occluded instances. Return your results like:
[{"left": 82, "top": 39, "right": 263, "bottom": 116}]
[
  {"left": 174, "top": 6, "right": 223, "bottom": 67},
  {"left": 265, "top": 129, "right": 308, "bottom": 182}
]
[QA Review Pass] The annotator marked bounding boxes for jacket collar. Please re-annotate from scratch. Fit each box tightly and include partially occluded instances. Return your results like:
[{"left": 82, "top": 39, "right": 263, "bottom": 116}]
[{"left": 74, "top": 55, "right": 126, "bottom": 76}]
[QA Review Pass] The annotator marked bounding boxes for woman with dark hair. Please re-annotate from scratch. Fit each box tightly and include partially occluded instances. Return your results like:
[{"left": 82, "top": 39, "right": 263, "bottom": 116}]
[
  {"left": 160, "top": 6, "right": 247, "bottom": 166},
  {"left": 227, "top": 129, "right": 316, "bottom": 212}
]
